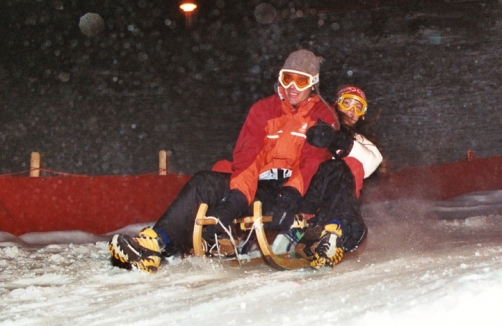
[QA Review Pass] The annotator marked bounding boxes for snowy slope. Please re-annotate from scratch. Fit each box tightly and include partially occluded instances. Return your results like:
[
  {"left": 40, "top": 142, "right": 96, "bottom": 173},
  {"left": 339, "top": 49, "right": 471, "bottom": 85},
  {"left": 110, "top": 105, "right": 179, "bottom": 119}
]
[{"left": 1, "top": 191, "right": 502, "bottom": 326}]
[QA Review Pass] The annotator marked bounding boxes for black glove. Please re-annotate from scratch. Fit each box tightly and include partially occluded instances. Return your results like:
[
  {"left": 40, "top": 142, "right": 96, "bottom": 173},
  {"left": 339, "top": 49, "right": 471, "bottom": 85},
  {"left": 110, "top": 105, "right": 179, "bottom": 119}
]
[
  {"left": 269, "top": 186, "right": 302, "bottom": 230},
  {"left": 211, "top": 189, "right": 248, "bottom": 226},
  {"left": 328, "top": 131, "right": 353, "bottom": 159},
  {"left": 306, "top": 119, "right": 353, "bottom": 159},
  {"left": 306, "top": 119, "right": 336, "bottom": 148}
]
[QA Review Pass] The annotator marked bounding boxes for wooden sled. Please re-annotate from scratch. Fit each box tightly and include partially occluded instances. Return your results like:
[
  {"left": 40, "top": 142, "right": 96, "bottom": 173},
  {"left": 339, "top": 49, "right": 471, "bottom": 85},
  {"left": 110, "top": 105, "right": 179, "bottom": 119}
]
[{"left": 193, "top": 201, "right": 311, "bottom": 270}]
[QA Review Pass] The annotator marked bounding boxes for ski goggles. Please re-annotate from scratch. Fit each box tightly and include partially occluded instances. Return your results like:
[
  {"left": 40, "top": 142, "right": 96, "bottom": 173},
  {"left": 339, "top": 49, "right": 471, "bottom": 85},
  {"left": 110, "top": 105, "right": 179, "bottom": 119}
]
[
  {"left": 278, "top": 69, "right": 319, "bottom": 91},
  {"left": 336, "top": 94, "right": 368, "bottom": 116}
]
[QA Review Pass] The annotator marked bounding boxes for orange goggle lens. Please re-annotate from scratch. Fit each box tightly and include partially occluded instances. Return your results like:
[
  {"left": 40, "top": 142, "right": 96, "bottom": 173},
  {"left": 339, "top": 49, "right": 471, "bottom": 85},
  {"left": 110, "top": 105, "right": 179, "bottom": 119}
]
[
  {"left": 337, "top": 94, "right": 367, "bottom": 116},
  {"left": 278, "top": 69, "right": 319, "bottom": 91}
]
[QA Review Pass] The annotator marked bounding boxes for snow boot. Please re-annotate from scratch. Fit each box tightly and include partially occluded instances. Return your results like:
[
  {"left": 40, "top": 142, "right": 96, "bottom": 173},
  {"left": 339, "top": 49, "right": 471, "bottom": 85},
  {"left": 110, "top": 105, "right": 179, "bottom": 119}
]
[
  {"left": 310, "top": 221, "right": 344, "bottom": 269},
  {"left": 295, "top": 225, "right": 323, "bottom": 260},
  {"left": 108, "top": 227, "right": 166, "bottom": 273}
]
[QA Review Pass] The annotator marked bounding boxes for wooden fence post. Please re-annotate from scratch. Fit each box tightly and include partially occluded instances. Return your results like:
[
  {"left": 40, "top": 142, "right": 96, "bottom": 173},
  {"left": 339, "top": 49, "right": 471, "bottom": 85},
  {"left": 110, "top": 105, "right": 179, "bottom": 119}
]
[
  {"left": 30, "top": 152, "right": 40, "bottom": 177},
  {"left": 467, "top": 149, "right": 475, "bottom": 161},
  {"left": 159, "top": 150, "right": 168, "bottom": 175}
]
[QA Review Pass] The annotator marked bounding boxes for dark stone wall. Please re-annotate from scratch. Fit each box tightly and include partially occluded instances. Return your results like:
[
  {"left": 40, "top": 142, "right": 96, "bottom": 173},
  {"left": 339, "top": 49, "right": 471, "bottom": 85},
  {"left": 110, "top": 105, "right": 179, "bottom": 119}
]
[{"left": 1, "top": 0, "right": 501, "bottom": 175}]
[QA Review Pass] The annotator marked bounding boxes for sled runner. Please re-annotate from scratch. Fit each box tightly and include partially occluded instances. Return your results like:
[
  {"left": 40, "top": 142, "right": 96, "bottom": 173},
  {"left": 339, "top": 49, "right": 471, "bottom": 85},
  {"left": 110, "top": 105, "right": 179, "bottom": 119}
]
[{"left": 193, "top": 201, "right": 311, "bottom": 270}]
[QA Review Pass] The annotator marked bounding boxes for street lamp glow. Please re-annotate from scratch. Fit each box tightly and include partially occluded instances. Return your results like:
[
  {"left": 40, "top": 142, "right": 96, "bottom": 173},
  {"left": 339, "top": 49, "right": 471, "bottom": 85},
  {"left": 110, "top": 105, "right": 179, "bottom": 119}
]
[{"left": 180, "top": 3, "right": 197, "bottom": 12}]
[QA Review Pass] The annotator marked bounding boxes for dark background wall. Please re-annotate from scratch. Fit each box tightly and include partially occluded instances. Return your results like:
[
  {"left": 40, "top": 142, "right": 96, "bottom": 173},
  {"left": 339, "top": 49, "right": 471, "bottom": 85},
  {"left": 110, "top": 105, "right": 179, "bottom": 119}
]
[{"left": 1, "top": 0, "right": 501, "bottom": 175}]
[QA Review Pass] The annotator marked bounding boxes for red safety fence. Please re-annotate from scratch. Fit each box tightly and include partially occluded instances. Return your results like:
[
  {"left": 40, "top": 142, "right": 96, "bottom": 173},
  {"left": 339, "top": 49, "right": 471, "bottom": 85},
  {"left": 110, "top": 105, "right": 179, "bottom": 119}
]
[
  {"left": 0, "top": 173, "right": 191, "bottom": 236},
  {"left": 362, "top": 156, "right": 502, "bottom": 203},
  {"left": 1, "top": 156, "right": 500, "bottom": 236}
]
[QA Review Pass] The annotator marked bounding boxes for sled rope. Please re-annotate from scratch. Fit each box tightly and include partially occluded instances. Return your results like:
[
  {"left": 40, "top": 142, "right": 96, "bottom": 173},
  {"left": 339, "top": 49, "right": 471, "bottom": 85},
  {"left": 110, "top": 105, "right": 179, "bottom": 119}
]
[
  {"left": 231, "top": 216, "right": 264, "bottom": 267},
  {"left": 203, "top": 215, "right": 265, "bottom": 267},
  {"left": 253, "top": 216, "right": 264, "bottom": 230},
  {"left": 241, "top": 221, "right": 258, "bottom": 248},
  {"left": 205, "top": 217, "right": 242, "bottom": 266}
]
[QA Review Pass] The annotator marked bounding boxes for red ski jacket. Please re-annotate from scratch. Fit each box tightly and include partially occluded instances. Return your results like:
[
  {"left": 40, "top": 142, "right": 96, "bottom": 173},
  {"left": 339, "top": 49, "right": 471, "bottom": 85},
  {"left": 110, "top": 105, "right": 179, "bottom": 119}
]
[{"left": 228, "top": 91, "right": 339, "bottom": 203}]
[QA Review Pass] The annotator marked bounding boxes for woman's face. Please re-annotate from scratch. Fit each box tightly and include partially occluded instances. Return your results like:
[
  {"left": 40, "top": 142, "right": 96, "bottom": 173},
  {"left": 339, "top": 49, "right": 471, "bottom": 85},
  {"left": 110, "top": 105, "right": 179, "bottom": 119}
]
[{"left": 339, "top": 98, "right": 363, "bottom": 126}]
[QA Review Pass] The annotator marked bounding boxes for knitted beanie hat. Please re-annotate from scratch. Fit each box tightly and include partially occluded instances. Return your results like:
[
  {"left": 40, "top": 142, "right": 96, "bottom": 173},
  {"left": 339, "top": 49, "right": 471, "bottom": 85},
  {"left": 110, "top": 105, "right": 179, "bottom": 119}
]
[{"left": 282, "top": 49, "right": 324, "bottom": 77}]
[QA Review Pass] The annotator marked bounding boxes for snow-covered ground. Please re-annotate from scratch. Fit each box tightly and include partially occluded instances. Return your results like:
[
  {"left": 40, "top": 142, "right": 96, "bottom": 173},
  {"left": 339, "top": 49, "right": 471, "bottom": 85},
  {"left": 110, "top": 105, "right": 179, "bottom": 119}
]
[{"left": 1, "top": 190, "right": 502, "bottom": 326}]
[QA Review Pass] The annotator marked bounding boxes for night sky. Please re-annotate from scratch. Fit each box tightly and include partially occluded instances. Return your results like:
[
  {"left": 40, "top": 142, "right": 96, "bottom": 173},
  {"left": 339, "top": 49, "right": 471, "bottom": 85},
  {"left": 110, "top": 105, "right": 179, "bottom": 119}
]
[{"left": 1, "top": 0, "right": 501, "bottom": 176}]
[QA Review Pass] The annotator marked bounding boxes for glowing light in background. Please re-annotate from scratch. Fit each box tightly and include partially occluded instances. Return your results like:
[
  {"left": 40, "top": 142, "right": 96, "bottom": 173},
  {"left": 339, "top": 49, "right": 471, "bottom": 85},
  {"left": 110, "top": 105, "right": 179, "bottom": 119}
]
[{"left": 180, "top": 2, "right": 198, "bottom": 27}]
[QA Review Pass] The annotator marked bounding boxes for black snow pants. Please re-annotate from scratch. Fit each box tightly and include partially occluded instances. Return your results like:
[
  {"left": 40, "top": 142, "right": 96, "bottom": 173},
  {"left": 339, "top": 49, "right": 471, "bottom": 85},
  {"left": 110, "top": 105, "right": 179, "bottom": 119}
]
[
  {"left": 153, "top": 171, "right": 289, "bottom": 256},
  {"left": 299, "top": 159, "right": 367, "bottom": 252}
]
